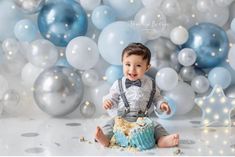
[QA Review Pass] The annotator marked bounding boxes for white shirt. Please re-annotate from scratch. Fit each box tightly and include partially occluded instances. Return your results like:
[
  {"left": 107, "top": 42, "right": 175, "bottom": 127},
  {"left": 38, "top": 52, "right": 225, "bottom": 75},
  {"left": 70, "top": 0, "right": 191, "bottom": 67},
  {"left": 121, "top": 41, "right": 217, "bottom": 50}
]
[{"left": 103, "top": 75, "right": 166, "bottom": 117}]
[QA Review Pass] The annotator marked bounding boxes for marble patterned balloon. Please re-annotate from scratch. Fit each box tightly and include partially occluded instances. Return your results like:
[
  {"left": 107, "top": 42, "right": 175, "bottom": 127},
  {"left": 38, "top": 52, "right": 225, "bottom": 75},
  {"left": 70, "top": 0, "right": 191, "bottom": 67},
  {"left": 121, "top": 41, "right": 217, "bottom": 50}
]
[
  {"left": 38, "top": 0, "right": 88, "bottom": 47},
  {"left": 33, "top": 66, "right": 84, "bottom": 117},
  {"left": 183, "top": 23, "right": 229, "bottom": 68}
]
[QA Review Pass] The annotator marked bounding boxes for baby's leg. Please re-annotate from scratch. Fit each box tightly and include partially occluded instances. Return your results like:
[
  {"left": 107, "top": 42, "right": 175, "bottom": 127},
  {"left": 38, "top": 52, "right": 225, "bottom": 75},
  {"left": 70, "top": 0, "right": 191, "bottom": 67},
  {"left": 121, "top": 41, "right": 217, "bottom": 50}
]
[
  {"left": 94, "top": 126, "right": 110, "bottom": 147},
  {"left": 94, "top": 118, "right": 115, "bottom": 147},
  {"left": 157, "top": 134, "right": 179, "bottom": 148},
  {"left": 153, "top": 121, "right": 179, "bottom": 148}
]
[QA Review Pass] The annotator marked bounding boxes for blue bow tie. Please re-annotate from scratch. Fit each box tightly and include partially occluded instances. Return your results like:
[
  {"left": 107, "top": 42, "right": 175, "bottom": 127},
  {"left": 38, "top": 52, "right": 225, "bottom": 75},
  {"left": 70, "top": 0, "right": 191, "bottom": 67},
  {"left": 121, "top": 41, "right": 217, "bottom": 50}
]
[{"left": 125, "top": 79, "right": 141, "bottom": 88}]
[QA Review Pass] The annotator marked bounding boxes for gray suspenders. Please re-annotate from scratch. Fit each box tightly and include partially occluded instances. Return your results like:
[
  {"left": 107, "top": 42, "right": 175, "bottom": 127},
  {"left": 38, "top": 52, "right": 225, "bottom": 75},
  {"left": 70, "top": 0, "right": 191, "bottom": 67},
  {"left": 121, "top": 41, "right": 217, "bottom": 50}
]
[{"left": 118, "top": 78, "right": 156, "bottom": 117}]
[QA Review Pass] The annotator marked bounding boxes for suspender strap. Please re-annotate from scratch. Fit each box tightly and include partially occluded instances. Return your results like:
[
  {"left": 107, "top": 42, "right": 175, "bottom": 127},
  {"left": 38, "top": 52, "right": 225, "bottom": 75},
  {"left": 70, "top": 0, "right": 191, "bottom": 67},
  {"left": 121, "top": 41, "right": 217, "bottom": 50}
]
[
  {"left": 145, "top": 79, "right": 156, "bottom": 111},
  {"left": 118, "top": 79, "right": 130, "bottom": 112},
  {"left": 118, "top": 78, "right": 156, "bottom": 116}
]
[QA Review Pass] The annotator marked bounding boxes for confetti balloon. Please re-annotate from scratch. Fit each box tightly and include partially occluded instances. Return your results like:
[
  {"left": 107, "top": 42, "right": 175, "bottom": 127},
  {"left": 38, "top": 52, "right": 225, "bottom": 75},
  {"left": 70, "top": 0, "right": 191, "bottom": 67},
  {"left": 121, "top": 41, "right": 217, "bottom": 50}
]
[{"left": 34, "top": 66, "right": 84, "bottom": 117}]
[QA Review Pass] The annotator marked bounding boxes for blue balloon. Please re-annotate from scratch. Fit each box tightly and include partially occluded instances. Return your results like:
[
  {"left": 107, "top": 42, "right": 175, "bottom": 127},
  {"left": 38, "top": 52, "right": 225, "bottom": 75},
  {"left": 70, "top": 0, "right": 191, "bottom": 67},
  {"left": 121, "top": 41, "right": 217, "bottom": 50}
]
[
  {"left": 14, "top": 19, "right": 37, "bottom": 42},
  {"left": 183, "top": 23, "right": 229, "bottom": 68},
  {"left": 91, "top": 5, "right": 116, "bottom": 30},
  {"left": 154, "top": 96, "right": 176, "bottom": 119},
  {"left": 56, "top": 57, "right": 73, "bottom": 68},
  {"left": 105, "top": 65, "right": 123, "bottom": 84},
  {"left": 98, "top": 21, "right": 142, "bottom": 65},
  {"left": 38, "top": 0, "right": 88, "bottom": 47},
  {"left": 208, "top": 67, "right": 231, "bottom": 89},
  {"left": 0, "top": 0, "right": 23, "bottom": 41}
]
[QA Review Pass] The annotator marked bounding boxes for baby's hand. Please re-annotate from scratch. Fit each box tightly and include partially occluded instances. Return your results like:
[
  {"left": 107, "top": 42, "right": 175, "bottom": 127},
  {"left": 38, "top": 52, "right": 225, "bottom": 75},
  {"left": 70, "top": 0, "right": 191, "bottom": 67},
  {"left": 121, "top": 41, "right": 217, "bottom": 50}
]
[
  {"left": 160, "top": 102, "right": 171, "bottom": 114},
  {"left": 103, "top": 99, "right": 113, "bottom": 110}
]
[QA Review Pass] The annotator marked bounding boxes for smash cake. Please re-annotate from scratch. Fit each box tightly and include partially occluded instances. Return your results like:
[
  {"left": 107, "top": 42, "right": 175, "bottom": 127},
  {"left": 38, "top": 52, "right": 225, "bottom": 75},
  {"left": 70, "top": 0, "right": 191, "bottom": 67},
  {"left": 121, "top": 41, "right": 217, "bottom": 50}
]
[{"left": 111, "top": 116, "right": 155, "bottom": 151}]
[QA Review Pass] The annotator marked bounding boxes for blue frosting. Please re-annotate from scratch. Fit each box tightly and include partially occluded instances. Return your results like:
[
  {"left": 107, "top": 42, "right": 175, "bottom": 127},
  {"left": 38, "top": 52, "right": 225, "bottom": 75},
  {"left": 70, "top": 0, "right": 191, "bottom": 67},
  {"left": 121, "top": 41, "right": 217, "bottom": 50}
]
[{"left": 113, "top": 117, "right": 155, "bottom": 151}]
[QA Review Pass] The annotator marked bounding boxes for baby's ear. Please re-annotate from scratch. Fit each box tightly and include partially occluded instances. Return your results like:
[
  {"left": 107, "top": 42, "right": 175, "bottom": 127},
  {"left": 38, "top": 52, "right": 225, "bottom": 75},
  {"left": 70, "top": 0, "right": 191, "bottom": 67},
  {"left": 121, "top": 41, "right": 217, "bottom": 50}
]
[{"left": 146, "top": 64, "right": 151, "bottom": 71}]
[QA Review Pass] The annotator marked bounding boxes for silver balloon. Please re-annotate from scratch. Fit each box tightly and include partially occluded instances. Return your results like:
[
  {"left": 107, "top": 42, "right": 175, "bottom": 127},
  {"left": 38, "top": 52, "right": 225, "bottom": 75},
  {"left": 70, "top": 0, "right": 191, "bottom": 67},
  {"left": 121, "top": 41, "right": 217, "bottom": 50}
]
[
  {"left": 225, "top": 84, "right": 235, "bottom": 117},
  {"left": 191, "top": 75, "right": 210, "bottom": 94},
  {"left": 33, "top": 66, "right": 84, "bottom": 117},
  {"left": 14, "top": 0, "right": 45, "bottom": 14},
  {"left": 0, "top": 100, "right": 3, "bottom": 115},
  {"left": 2, "top": 89, "right": 20, "bottom": 113},
  {"left": 225, "top": 84, "right": 235, "bottom": 98},
  {"left": 177, "top": 48, "right": 197, "bottom": 66},
  {"left": 179, "top": 66, "right": 196, "bottom": 82},
  {"left": 79, "top": 100, "right": 96, "bottom": 118}
]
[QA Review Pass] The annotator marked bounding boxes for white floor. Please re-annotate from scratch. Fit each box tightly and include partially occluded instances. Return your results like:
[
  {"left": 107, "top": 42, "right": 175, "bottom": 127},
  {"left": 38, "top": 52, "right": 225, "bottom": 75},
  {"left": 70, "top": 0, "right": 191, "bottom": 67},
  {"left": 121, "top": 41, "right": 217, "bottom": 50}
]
[{"left": 0, "top": 105, "right": 235, "bottom": 156}]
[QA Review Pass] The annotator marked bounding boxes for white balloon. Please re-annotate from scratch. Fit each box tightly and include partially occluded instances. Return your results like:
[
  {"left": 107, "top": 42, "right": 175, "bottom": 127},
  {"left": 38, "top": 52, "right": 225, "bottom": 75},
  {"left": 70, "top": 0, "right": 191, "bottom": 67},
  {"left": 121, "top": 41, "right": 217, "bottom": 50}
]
[
  {"left": 170, "top": 26, "right": 188, "bottom": 45},
  {"left": 66, "top": 36, "right": 100, "bottom": 70},
  {"left": 196, "top": 0, "right": 213, "bottom": 12},
  {"left": 2, "top": 38, "right": 19, "bottom": 54},
  {"left": 89, "top": 81, "right": 111, "bottom": 116},
  {"left": 21, "top": 62, "right": 43, "bottom": 88},
  {"left": 228, "top": 45, "right": 235, "bottom": 70},
  {"left": 80, "top": 0, "right": 101, "bottom": 11},
  {"left": 155, "top": 67, "right": 179, "bottom": 91},
  {"left": 27, "top": 39, "right": 59, "bottom": 68},
  {"left": 141, "top": 0, "right": 163, "bottom": 8},
  {"left": 161, "top": 0, "right": 181, "bottom": 17},
  {"left": 164, "top": 81, "right": 195, "bottom": 115},
  {"left": 215, "top": 0, "right": 234, "bottom": 7},
  {"left": 0, "top": 75, "right": 9, "bottom": 98},
  {"left": 178, "top": 48, "right": 197, "bottom": 66},
  {"left": 134, "top": 8, "right": 167, "bottom": 40},
  {"left": 191, "top": 75, "right": 210, "bottom": 94},
  {"left": 82, "top": 69, "right": 100, "bottom": 87}
]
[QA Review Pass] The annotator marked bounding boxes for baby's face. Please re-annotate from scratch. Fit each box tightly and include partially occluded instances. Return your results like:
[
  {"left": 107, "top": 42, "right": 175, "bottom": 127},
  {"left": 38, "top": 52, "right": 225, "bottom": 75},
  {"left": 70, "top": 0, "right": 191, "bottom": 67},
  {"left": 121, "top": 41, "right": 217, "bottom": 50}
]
[{"left": 122, "top": 54, "right": 150, "bottom": 81}]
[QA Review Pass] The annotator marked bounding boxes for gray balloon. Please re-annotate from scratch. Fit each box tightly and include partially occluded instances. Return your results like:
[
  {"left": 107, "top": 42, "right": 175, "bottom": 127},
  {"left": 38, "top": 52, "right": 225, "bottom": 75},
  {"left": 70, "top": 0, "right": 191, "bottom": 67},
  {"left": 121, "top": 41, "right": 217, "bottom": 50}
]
[
  {"left": 34, "top": 66, "right": 84, "bottom": 117},
  {"left": 191, "top": 75, "right": 210, "bottom": 94},
  {"left": 225, "top": 84, "right": 235, "bottom": 98},
  {"left": 14, "top": 0, "right": 45, "bottom": 14},
  {"left": 225, "top": 84, "right": 235, "bottom": 117},
  {"left": 146, "top": 37, "right": 177, "bottom": 61},
  {"left": 179, "top": 66, "right": 196, "bottom": 82}
]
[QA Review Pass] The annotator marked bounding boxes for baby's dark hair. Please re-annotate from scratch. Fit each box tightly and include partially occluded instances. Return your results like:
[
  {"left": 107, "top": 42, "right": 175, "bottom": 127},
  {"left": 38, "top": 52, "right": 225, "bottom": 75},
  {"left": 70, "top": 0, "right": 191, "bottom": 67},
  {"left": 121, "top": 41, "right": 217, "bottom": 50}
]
[{"left": 121, "top": 43, "right": 151, "bottom": 65}]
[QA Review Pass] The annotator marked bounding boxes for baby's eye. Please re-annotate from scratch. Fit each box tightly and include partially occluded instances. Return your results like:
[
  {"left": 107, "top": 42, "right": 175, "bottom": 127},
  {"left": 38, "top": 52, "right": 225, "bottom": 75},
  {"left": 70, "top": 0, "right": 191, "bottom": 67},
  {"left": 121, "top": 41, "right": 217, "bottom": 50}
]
[
  {"left": 137, "top": 65, "right": 141, "bottom": 67},
  {"left": 125, "top": 63, "right": 130, "bottom": 66}
]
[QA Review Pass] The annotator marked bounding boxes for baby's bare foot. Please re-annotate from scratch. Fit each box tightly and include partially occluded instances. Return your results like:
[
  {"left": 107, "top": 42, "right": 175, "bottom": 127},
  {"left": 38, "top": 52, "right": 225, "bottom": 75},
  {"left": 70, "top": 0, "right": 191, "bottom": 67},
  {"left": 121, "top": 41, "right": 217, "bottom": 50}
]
[
  {"left": 94, "top": 126, "right": 110, "bottom": 147},
  {"left": 157, "top": 134, "right": 179, "bottom": 148}
]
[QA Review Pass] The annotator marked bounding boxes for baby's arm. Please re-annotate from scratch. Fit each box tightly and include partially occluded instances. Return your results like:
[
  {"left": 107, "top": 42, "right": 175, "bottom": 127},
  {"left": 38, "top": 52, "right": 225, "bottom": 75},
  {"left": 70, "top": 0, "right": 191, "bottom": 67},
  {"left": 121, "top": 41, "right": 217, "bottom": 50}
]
[
  {"left": 153, "top": 86, "right": 168, "bottom": 114},
  {"left": 102, "top": 80, "right": 120, "bottom": 111}
]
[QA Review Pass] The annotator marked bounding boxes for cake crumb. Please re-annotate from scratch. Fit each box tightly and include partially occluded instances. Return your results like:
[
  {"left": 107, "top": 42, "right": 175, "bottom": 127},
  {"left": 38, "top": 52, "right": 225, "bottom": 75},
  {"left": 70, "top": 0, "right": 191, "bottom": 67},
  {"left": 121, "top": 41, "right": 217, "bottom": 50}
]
[
  {"left": 173, "top": 148, "right": 183, "bottom": 155},
  {"left": 80, "top": 136, "right": 87, "bottom": 142}
]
